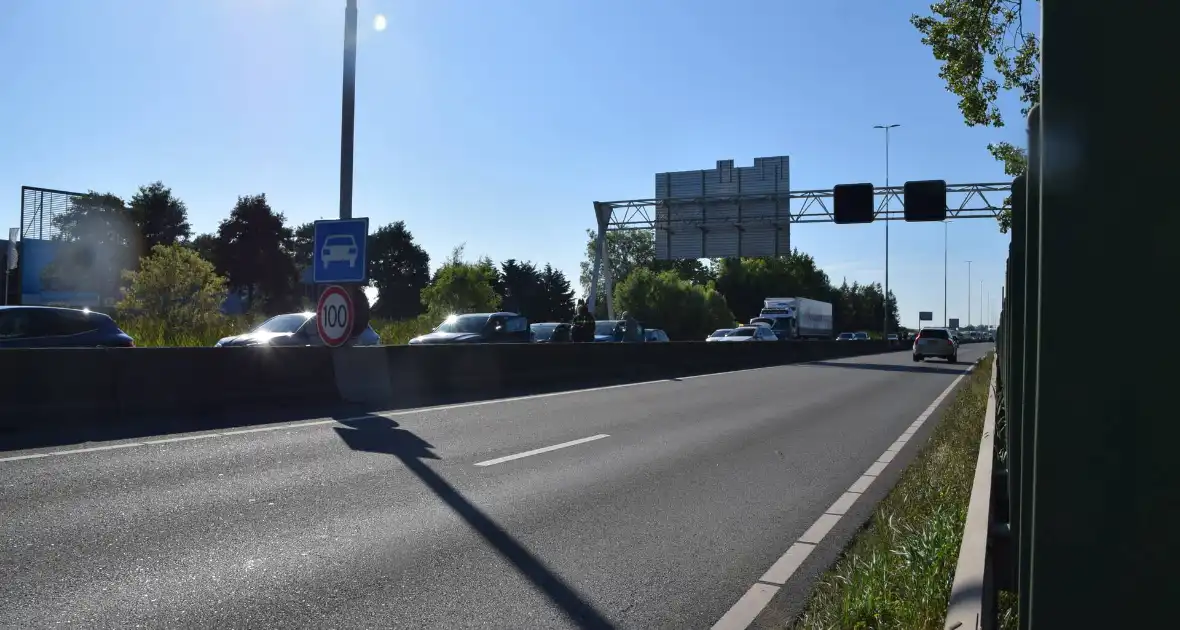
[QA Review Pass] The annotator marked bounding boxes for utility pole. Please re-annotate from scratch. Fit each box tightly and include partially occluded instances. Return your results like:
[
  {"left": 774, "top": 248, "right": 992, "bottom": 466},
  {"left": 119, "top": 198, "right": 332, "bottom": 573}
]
[
  {"left": 339, "top": 0, "right": 358, "bottom": 220},
  {"left": 943, "top": 220, "right": 949, "bottom": 327},
  {"left": 965, "top": 260, "right": 972, "bottom": 328},
  {"left": 874, "top": 123, "right": 900, "bottom": 340}
]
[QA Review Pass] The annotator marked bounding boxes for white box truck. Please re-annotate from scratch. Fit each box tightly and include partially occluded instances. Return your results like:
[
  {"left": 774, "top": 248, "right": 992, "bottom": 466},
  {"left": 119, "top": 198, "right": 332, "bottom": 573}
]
[{"left": 750, "top": 297, "right": 834, "bottom": 340}]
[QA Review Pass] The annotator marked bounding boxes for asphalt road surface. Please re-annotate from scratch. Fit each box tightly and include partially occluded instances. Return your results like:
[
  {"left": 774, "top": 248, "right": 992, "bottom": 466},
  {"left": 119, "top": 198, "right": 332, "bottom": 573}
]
[{"left": 1, "top": 346, "right": 991, "bottom": 629}]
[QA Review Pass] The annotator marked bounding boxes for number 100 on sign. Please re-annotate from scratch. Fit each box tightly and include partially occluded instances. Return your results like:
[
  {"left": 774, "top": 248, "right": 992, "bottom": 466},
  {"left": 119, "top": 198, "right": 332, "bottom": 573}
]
[{"left": 316, "top": 285, "right": 354, "bottom": 347}]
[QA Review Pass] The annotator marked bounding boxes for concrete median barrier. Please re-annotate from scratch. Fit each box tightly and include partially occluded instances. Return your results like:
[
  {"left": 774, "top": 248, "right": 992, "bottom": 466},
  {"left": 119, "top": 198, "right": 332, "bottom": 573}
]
[{"left": 0, "top": 341, "right": 894, "bottom": 434}]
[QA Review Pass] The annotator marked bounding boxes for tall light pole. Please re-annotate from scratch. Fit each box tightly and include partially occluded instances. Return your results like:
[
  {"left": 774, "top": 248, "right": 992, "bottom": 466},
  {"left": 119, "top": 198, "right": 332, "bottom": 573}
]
[
  {"left": 874, "top": 124, "right": 900, "bottom": 340},
  {"left": 339, "top": 0, "right": 359, "bottom": 220},
  {"left": 943, "top": 220, "right": 949, "bottom": 327},
  {"left": 980, "top": 280, "right": 984, "bottom": 328},
  {"left": 965, "top": 260, "right": 973, "bottom": 327}
]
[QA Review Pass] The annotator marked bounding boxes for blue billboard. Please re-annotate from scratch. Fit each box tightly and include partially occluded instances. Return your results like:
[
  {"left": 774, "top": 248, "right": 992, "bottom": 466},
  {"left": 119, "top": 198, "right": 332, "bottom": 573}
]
[{"left": 19, "top": 239, "right": 101, "bottom": 306}]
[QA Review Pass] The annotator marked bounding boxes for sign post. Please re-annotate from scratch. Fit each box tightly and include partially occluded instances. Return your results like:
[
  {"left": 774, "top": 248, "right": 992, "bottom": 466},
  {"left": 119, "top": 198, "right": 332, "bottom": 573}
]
[
  {"left": 918, "top": 311, "right": 933, "bottom": 328},
  {"left": 949, "top": 317, "right": 960, "bottom": 329},
  {"left": 316, "top": 285, "right": 354, "bottom": 347}
]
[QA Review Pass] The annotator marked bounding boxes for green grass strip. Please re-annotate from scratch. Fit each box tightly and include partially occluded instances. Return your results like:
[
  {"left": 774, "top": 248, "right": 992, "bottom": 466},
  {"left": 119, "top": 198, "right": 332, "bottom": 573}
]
[{"left": 791, "top": 354, "right": 994, "bottom": 630}]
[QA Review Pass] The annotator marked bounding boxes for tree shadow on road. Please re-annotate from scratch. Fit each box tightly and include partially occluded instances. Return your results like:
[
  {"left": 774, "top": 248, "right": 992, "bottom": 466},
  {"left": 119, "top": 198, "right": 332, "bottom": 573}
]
[
  {"left": 333, "top": 414, "right": 614, "bottom": 630},
  {"left": 803, "top": 361, "right": 967, "bottom": 376}
]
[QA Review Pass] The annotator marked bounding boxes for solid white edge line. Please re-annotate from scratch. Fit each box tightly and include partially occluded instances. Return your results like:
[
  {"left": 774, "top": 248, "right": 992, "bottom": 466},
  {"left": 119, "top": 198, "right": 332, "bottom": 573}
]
[
  {"left": 710, "top": 353, "right": 986, "bottom": 629},
  {"left": 474, "top": 434, "right": 610, "bottom": 467}
]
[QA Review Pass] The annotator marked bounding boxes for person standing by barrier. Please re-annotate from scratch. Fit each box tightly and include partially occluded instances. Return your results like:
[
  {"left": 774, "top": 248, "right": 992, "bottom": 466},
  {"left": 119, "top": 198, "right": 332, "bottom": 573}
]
[
  {"left": 621, "top": 311, "right": 642, "bottom": 343},
  {"left": 571, "top": 299, "right": 595, "bottom": 342}
]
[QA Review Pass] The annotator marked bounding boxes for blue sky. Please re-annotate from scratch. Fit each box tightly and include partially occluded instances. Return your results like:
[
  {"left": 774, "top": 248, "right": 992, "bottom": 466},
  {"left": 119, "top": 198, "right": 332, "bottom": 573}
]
[{"left": 0, "top": 0, "right": 1028, "bottom": 328}]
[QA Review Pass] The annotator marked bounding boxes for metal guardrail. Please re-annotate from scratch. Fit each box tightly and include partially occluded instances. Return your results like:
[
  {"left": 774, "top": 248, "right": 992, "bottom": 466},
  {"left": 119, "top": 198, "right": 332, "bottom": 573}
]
[{"left": 945, "top": 358, "right": 998, "bottom": 630}]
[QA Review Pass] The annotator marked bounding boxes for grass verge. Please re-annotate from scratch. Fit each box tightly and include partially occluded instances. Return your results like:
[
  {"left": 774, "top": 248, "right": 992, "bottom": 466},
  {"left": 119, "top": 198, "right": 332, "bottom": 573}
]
[{"left": 790, "top": 353, "right": 994, "bottom": 630}]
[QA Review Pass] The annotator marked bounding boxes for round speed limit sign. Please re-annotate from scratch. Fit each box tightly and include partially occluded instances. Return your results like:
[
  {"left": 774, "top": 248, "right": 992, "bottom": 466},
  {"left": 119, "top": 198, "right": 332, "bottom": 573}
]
[{"left": 316, "top": 285, "right": 354, "bottom": 347}]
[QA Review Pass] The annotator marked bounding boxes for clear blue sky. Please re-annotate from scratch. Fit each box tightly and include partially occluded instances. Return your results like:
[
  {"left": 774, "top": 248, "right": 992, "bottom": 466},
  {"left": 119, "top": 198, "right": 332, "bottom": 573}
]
[{"left": 0, "top": 0, "right": 1027, "bottom": 329}]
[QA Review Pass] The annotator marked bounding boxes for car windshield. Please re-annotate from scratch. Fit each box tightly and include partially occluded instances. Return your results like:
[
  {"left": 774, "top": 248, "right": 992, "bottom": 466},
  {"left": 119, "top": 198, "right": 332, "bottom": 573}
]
[
  {"left": 710, "top": 329, "right": 734, "bottom": 338},
  {"left": 837, "top": 333, "right": 854, "bottom": 339},
  {"left": 436, "top": 314, "right": 489, "bottom": 334},
  {"left": 921, "top": 328, "right": 951, "bottom": 339},
  {"left": 253, "top": 314, "right": 309, "bottom": 334},
  {"left": 531, "top": 324, "right": 557, "bottom": 340},
  {"left": 731, "top": 328, "right": 756, "bottom": 337}
]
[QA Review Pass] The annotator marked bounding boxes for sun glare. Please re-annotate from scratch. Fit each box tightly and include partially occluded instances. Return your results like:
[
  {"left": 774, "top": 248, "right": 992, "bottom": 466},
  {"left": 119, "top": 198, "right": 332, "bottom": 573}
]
[{"left": 373, "top": 14, "right": 387, "bottom": 31}]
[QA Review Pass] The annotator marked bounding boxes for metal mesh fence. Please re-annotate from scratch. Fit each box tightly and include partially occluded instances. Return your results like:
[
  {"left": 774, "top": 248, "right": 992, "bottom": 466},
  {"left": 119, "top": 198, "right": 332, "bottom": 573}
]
[{"left": 20, "top": 186, "right": 86, "bottom": 241}]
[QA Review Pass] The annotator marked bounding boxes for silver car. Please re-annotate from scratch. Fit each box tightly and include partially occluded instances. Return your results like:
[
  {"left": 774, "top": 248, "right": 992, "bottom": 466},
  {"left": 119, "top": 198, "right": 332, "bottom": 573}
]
[
  {"left": 912, "top": 327, "right": 957, "bottom": 363},
  {"left": 215, "top": 312, "right": 381, "bottom": 347}
]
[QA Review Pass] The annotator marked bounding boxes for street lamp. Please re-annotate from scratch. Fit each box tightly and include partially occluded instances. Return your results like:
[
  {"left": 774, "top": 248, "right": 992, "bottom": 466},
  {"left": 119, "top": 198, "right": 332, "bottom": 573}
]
[
  {"left": 965, "top": 260, "right": 973, "bottom": 327},
  {"left": 943, "top": 220, "right": 949, "bottom": 327},
  {"left": 874, "top": 123, "right": 900, "bottom": 340},
  {"left": 339, "top": 0, "right": 359, "bottom": 220}
]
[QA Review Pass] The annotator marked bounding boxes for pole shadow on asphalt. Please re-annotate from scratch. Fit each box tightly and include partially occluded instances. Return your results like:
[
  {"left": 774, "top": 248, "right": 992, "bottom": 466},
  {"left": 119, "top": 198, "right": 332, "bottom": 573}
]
[{"left": 333, "top": 415, "right": 614, "bottom": 630}]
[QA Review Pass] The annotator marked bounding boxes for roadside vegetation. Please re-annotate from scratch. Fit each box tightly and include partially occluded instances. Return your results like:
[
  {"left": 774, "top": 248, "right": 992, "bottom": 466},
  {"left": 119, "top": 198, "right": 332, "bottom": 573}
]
[{"left": 791, "top": 354, "right": 994, "bottom": 630}]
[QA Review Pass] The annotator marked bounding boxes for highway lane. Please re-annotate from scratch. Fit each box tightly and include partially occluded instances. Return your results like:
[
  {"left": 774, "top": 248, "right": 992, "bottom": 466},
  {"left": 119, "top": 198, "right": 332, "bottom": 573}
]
[{"left": 0, "top": 345, "right": 991, "bottom": 629}]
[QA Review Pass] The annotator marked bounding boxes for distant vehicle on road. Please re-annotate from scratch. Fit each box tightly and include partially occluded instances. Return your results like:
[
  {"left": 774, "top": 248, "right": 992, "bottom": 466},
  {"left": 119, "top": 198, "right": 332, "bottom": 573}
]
[
  {"left": 706, "top": 328, "right": 736, "bottom": 342},
  {"left": 530, "top": 322, "right": 571, "bottom": 343},
  {"left": 215, "top": 312, "right": 380, "bottom": 347},
  {"left": 887, "top": 333, "right": 900, "bottom": 345},
  {"left": 320, "top": 234, "right": 359, "bottom": 268},
  {"left": 0, "top": 305, "right": 134, "bottom": 348},
  {"left": 592, "top": 320, "right": 645, "bottom": 343},
  {"left": 835, "top": 332, "right": 855, "bottom": 341},
  {"left": 749, "top": 297, "right": 833, "bottom": 340},
  {"left": 714, "top": 326, "right": 778, "bottom": 342},
  {"left": 913, "top": 327, "right": 958, "bottom": 363},
  {"left": 409, "top": 312, "right": 530, "bottom": 345},
  {"left": 852, "top": 332, "right": 870, "bottom": 341},
  {"left": 644, "top": 329, "right": 670, "bottom": 343}
]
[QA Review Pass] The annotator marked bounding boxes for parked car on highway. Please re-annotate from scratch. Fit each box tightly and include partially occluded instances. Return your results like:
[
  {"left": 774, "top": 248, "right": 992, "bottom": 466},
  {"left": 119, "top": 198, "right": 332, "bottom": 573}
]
[
  {"left": 215, "top": 312, "right": 380, "bottom": 347},
  {"left": 644, "top": 328, "right": 670, "bottom": 343},
  {"left": 913, "top": 327, "right": 958, "bottom": 363},
  {"left": 530, "top": 322, "right": 571, "bottom": 343},
  {"left": 887, "top": 333, "right": 900, "bottom": 345},
  {"left": 0, "top": 305, "right": 134, "bottom": 348},
  {"left": 853, "top": 332, "right": 870, "bottom": 341},
  {"left": 592, "top": 319, "right": 645, "bottom": 343},
  {"left": 706, "top": 328, "right": 735, "bottom": 342},
  {"left": 835, "top": 332, "right": 855, "bottom": 341},
  {"left": 408, "top": 312, "right": 531, "bottom": 345},
  {"left": 714, "top": 326, "right": 778, "bottom": 342}
]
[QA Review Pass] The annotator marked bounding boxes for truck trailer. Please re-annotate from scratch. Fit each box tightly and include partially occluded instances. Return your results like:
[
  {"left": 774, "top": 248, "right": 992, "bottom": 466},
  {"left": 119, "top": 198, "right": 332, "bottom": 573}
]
[{"left": 750, "top": 297, "right": 834, "bottom": 340}]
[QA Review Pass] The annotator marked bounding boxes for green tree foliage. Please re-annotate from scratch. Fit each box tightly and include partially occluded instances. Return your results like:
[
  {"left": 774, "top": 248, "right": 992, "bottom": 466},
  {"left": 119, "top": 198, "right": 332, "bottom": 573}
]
[
  {"left": 368, "top": 221, "right": 431, "bottom": 319},
  {"left": 127, "top": 181, "right": 192, "bottom": 250},
  {"left": 579, "top": 229, "right": 710, "bottom": 315},
  {"left": 830, "top": 280, "right": 900, "bottom": 334},
  {"left": 290, "top": 222, "right": 315, "bottom": 269},
  {"left": 496, "top": 259, "right": 545, "bottom": 320},
  {"left": 614, "top": 268, "right": 735, "bottom": 340},
  {"left": 712, "top": 251, "right": 835, "bottom": 324},
  {"left": 212, "top": 194, "right": 298, "bottom": 312},
  {"left": 420, "top": 245, "right": 501, "bottom": 317},
  {"left": 911, "top": 0, "right": 1040, "bottom": 232},
  {"left": 117, "top": 243, "right": 228, "bottom": 331},
  {"left": 43, "top": 191, "right": 139, "bottom": 300},
  {"left": 540, "top": 263, "right": 575, "bottom": 323}
]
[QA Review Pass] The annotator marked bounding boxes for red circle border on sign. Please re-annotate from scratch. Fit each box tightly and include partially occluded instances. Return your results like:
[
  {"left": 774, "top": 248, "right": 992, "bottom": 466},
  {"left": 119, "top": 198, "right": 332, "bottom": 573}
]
[{"left": 316, "top": 285, "right": 355, "bottom": 347}]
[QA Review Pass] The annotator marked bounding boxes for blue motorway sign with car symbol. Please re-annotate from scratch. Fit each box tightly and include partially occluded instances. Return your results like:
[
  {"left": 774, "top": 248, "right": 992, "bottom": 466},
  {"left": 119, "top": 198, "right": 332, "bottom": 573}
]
[{"left": 313, "top": 218, "right": 369, "bottom": 284}]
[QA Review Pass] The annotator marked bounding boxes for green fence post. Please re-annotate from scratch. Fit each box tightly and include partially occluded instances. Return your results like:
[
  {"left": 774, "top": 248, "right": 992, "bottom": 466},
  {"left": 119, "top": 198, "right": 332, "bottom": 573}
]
[{"left": 1025, "top": 1, "right": 1174, "bottom": 626}]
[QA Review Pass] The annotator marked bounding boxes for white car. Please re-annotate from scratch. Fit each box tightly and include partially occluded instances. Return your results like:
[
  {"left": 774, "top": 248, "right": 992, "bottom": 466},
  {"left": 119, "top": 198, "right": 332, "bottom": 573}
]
[
  {"left": 321, "top": 234, "right": 359, "bottom": 268},
  {"left": 716, "top": 326, "right": 778, "bottom": 342},
  {"left": 706, "top": 328, "right": 735, "bottom": 342}
]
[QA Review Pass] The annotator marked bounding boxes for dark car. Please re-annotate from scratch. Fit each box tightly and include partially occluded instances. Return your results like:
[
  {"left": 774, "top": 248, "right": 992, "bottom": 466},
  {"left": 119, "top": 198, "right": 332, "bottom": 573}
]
[
  {"left": 215, "top": 312, "right": 380, "bottom": 347},
  {"left": 408, "top": 312, "right": 531, "bottom": 345},
  {"left": 0, "top": 305, "right": 134, "bottom": 348},
  {"left": 530, "top": 322, "right": 571, "bottom": 343},
  {"left": 592, "top": 319, "right": 645, "bottom": 343}
]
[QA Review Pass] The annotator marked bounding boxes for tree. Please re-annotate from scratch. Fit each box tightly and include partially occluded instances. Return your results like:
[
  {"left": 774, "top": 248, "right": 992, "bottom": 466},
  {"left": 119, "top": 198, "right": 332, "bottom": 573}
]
[
  {"left": 496, "top": 259, "right": 547, "bottom": 320},
  {"left": 213, "top": 194, "right": 298, "bottom": 313},
  {"left": 420, "top": 245, "right": 501, "bottom": 317},
  {"left": 911, "top": 0, "right": 1040, "bottom": 232},
  {"left": 578, "top": 228, "right": 711, "bottom": 315},
  {"left": 290, "top": 222, "right": 315, "bottom": 269},
  {"left": 127, "top": 181, "right": 192, "bottom": 250},
  {"left": 189, "top": 233, "right": 219, "bottom": 267},
  {"left": 712, "top": 251, "right": 835, "bottom": 324},
  {"left": 539, "top": 264, "right": 575, "bottom": 323},
  {"left": 614, "top": 268, "right": 735, "bottom": 340},
  {"left": 117, "top": 243, "right": 228, "bottom": 330},
  {"left": 44, "top": 191, "right": 139, "bottom": 300},
  {"left": 368, "top": 221, "right": 430, "bottom": 319},
  {"left": 829, "top": 280, "right": 900, "bottom": 334}
]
